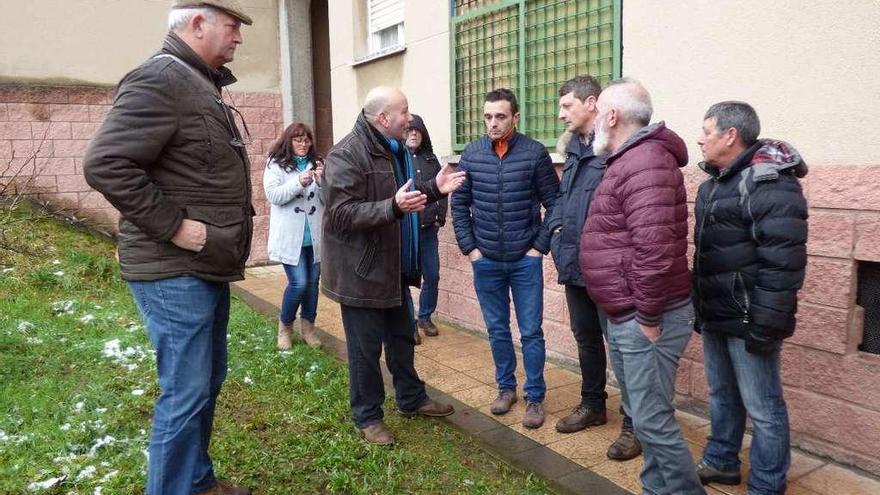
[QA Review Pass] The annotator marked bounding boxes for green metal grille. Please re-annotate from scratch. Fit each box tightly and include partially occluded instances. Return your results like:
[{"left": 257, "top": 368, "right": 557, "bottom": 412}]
[{"left": 451, "top": 0, "right": 621, "bottom": 150}]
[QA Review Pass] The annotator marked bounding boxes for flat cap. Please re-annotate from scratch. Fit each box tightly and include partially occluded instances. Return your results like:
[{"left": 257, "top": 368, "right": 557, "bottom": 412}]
[{"left": 171, "top": 0, "right": 253, "bottom": 26}]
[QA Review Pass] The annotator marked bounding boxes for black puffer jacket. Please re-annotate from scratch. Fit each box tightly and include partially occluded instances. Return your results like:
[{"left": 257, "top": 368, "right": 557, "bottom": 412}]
[
  {"left": 693, "top": 139, "right": 808, "bottom": 351},
  {"left": 409, "top": 115, "right": 447, "bottom": 228},
  {"left": 547, "top": 132, "right": 605, "bottom": 286},
  {"left": 451, "top": 132, "right": 559, "bottom": 261},
  {"left": 84, "top": 32, "right": 253, "bottom": 282}
]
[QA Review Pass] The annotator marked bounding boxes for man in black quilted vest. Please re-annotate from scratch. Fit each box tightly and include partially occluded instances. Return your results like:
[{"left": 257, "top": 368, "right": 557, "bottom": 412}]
[{"left": 451, "top": 88, "right": 559, "bottom": 429}]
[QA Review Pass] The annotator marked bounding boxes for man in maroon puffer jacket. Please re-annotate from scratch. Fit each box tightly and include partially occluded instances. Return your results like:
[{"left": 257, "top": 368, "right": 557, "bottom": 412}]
[{"left": 579, "top": 78, "right": 704, "bottom": 495}]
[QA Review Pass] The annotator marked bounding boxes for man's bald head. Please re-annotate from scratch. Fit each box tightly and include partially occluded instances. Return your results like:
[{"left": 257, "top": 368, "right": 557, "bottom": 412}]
[{"left": 363, "top": 86, "right": 411, "bottom": 140}]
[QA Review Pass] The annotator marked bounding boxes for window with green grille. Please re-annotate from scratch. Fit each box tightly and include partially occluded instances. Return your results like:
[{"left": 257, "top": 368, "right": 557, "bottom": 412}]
[{"left": 450, "top": 0, "right": 621, "bottom": 150}]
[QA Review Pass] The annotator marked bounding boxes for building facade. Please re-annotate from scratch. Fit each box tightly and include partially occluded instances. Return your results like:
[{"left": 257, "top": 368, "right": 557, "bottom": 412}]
[{"left": 2, "top": 0, "right": 880, "bottom": 476}]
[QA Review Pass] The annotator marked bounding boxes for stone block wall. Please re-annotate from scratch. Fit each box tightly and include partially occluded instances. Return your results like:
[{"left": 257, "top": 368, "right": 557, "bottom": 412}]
[
  {"left": 0, "top": 83, "right": 279, "bottom": 265},
  {"left": 429, "top": 161, "right": 880, "bottom": 475}
]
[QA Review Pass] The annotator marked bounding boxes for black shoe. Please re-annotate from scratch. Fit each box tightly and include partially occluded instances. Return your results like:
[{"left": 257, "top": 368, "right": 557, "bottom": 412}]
[{"left": 696, "top": 460, "right": 741, "bottom": 486}]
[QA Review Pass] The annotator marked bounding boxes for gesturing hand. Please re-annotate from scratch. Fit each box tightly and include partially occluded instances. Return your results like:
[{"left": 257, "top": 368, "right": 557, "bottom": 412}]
[
  {"left": 395, "top": 179, "right": 428, "bottom": 213},
  {"left": 170, "top": 219, "right": 207, "bottom": 252},
  {"left": 436, "top": 163, "right": 467, "bottom": 194}
]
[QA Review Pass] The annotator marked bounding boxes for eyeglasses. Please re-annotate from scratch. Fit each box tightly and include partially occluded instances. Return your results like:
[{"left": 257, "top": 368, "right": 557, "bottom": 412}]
[{"left": 215, "top": 97, "right": 253, "bottom": 148}]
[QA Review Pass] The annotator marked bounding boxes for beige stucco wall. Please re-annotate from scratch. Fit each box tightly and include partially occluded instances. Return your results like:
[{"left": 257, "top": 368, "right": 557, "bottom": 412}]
[
  {"left": 622, "top": 0, "right": 880, "bottom": 165},
  {"left": 328, "top": 0, "right": 452, "bottom": 153},
  {"left": 0, "top": 0, "right": 280, "bottom": 92}
]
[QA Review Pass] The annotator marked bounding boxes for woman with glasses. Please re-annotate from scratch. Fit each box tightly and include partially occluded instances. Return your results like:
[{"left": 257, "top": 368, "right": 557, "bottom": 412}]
[{"left": 264, "top": 123, "right": 324, "bottom": 349}]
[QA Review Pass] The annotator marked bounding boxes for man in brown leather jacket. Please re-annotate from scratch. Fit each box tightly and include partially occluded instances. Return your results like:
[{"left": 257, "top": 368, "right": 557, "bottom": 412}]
[
  {"left": 322, "top": 86, "right": 465, "bottom": 445},
  {"left": 83, "top": 2, "right": 254, "bottom": 494}
]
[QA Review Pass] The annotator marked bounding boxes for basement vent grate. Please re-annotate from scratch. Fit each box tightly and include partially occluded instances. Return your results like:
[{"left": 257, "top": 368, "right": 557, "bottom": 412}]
[{"left": 857, "top": 261, "right": 880, "bottom": 355}]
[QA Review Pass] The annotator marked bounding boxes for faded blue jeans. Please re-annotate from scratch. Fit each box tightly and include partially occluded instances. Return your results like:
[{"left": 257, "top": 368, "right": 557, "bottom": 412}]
[
  {"left": 417, "top": 225, "right": 440, "bottom": 322},
  {"left": 700, "top": 331, "right": 790, "bottom": 495},
  {"left": 279, "top": 246, "right": 320, "bottom": 325},
  {"left": 472, "top": 254, "right": 547, "bottom": 403},
  {"left": 128, "top": 276, "right": 230, "bottom": 495},
  {"left": 606, "top": 303, "right": 705, "bottom": 495}
]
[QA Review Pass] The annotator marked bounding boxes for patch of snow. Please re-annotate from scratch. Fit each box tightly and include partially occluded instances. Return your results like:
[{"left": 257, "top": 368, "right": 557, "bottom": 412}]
[
  {"left": 87, "top": 436, "right": 116, "bottom": 456},
  {"left": 75, "top": 465, "right": 96, "bottom": 481},
  {"left": 131, "top": 389, "right": 144, "bottom": 396},
  {"left": 79, "top": 314, "right": 95, "bottom": 324},
  {"left": 27, "top": 475, "right": 65, "bottom": 491},
  {"left": 52, "top": 271, "right": 65, "bottom": 277},
  {"left": 17, "top": 321, "right": 35, "bottom": 331}
]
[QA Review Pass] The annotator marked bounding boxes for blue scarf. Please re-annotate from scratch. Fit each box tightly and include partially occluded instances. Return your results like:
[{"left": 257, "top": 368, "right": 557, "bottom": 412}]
[
  {"left": 294, "top": 155, "right": 312, "bottom": 247},
  {"left": 385, "top": 137, "right": 419, "bottom": 279}
]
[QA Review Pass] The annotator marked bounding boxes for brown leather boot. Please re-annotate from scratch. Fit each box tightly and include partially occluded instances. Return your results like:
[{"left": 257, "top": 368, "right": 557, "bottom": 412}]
[
  {"left": 607, "top": 423, "right": 642, "bottom": 461},
  {"left": 522, "top": 401, "right": 545, "bottom": 429},
  {"left": 490, "top": 389, "right": 517, "bottom": 415},
  {"left": 555, "top": 404, "right": 607, "bottom": 433},
  {"left": 300, "top": 319, "right": 321, "bottom": 348},
  {"left": 359, "top": 421, "right": 395, "bottom": 446},
  {"left": 277, "top": 320, "right": 292, "bottom": 350},
  {"left": 418, "top": 319, "right": 439, "bottom": 337},
  {"left": 194, "top": 480, "right": 252, "bottom": 495},
  {"left": 400, "top": 398, "right": 455, "bottom": 418}
]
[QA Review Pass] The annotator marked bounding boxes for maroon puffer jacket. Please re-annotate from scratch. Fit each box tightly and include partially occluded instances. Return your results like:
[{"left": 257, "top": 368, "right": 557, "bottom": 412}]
[{"left": 579, "top": 122, "right": 691, "bottom": 326}]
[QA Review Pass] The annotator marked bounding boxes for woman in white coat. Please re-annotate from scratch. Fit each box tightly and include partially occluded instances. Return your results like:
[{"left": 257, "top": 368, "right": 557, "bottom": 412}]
[{"left": 264, "top": 123, "right": 324, "bottom": 349}]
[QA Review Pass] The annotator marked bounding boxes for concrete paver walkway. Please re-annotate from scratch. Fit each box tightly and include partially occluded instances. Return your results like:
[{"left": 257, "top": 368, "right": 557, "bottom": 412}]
[{"left": 234, "top": 266, "right": 880, "bottom": 495}]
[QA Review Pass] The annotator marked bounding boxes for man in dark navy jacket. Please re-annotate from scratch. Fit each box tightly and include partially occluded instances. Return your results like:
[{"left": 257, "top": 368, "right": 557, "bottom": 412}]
[
  {"left": 452, "top": 88, "right": 559, "bottom": 429},
  {"left": 548, "top": 75, "right": 641, "bottom": 461}
]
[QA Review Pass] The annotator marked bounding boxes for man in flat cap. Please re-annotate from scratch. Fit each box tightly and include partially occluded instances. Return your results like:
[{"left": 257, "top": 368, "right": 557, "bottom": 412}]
[{"left": 84, "top": 2, "right": 254, "bottom": 494}]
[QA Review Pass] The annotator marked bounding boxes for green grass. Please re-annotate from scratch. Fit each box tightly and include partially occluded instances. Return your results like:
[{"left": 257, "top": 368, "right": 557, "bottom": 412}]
[{"left": 0, "top": 201, "right": 551, "bottom": 494}]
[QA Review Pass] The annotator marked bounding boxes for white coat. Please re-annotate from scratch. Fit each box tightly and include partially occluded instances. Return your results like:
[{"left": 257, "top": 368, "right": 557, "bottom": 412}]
[{"left": 263, "top": 158, "right": 323, "bottom": 266}]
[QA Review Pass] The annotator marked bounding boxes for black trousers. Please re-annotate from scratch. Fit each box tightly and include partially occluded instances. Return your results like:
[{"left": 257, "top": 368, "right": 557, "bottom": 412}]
[
  {"left": 340, "top": 287, "right": 427, "bottom": 428},
  {"left": 564, "top": 284, "right": 608, "bottom": 409}
]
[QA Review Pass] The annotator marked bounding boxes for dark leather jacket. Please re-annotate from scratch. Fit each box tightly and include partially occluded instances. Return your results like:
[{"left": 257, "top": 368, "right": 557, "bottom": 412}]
[
  {"left": 84, "top": 32, "right": 253, "bottom": 282},
  {"left": 321, "top": 113, "right": 445, "bottom": 308}
]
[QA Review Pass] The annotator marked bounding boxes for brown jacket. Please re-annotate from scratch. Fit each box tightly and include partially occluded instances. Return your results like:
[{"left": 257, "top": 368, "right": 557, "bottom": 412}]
[
  {"left": 84, "top": 32, "right": 253, "bottom": 282},
  {"left": 321, "top": 113, "right": 443, "bottom": 308}
]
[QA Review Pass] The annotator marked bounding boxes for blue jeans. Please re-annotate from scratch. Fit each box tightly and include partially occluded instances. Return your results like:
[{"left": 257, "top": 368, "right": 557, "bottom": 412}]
[
  {"left": 279, "top": 246, "right": 320, "bottom": 325},
  {"left": 418, "top": 225, "right": 440, "bottom": 322},
  {"left": 606, "top": 303, "right": 704, "bottom": 495},
  {"left": 701, "top": 332, "right": 790, "bottom": 495},
  {"left": 472, "top": 254, "right": 546, "bottom": 402},
  {"left": 127, "top": 276, "right": 230, "bottom": 495}
]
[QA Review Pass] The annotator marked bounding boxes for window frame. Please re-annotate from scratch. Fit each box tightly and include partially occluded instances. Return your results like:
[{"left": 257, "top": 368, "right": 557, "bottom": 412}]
[
  {"left": 448, "top": 0, "right": 622, "bottom": 151},
  {"left": 367, "top": 0, "right": 406, "bottom": 56}
]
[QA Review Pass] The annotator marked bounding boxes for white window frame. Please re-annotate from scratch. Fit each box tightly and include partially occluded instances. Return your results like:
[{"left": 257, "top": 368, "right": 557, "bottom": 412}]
[{"left": 367, "top": 0, "right": 405, "bottom": 55}]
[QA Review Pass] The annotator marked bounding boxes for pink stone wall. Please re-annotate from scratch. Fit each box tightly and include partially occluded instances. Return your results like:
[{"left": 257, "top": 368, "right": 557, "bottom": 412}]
[
  {"left": 0, "top": 83, "right": 279, "bottom": 265},
  {"left": 427, "top": 162, "right": 880, "bottom": 475}
]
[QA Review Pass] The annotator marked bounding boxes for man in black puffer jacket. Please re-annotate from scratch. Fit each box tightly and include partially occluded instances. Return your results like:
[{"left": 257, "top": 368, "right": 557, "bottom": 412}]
[
  {"left": 452, "top": 88, "right": 559, "bottom": 429},
  {"left": 692, "top": 101, "right": 808, "bottom": 495}
]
